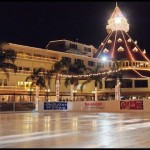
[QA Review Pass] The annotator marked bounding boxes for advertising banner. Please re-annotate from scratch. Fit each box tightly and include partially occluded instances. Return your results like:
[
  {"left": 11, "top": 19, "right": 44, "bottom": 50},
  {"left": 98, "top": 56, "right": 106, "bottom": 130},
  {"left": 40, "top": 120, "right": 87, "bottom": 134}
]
[
  {"left": 44, "top": 102, "right": 67, "bottom": 110},
  {"left": 84, "top": 101, "right": 105, "bottom": 109},
  {"left": 120, "top": 100, "right": 143, "bottom": 110}
]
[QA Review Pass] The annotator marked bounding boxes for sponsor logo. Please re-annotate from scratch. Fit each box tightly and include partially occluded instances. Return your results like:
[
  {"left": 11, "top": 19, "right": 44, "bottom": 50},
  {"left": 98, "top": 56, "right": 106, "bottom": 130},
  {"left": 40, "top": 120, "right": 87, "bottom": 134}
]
[
  {"left": 120, "top": 100, "right": 143, "bottom": 110},
  {"left": 84, "top": 102, "right": 104, "bottom": 108},
  {"left": 44, "top": 102, "right": 67, "bottom": 110}
]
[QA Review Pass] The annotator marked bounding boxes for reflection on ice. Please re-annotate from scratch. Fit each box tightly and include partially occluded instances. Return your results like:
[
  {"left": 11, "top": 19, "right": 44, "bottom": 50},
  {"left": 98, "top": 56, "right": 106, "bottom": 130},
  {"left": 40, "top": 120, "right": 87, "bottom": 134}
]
[{"left": 0, "top": 112, "right": 150, "bottom": 148}]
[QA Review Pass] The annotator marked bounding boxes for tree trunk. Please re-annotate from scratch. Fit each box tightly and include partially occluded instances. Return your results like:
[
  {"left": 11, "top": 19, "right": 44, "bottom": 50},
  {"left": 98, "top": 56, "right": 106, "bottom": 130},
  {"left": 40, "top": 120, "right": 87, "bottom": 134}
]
[
  {"left": 35, "top": 86, "right": 39, "bottom": 111},
  {"left": 71, "top": 84, "right": 74, "bottom": 101},
  {"left": 95, "top": 87, "right": 98, "bottom": 101}
]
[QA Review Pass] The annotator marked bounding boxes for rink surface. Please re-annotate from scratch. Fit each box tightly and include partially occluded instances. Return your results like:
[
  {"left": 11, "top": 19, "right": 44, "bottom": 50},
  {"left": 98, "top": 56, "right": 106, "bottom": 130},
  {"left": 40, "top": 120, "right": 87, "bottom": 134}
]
[{"left": 0, "top": 111, "right": 150, "bottom": 148}]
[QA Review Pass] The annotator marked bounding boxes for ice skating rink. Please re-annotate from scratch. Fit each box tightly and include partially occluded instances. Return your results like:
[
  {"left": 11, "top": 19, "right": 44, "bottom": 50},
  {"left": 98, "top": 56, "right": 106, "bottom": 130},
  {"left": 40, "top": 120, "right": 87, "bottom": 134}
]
[{"left": 0, "top": 111, "right": 150, "bottom": 148}]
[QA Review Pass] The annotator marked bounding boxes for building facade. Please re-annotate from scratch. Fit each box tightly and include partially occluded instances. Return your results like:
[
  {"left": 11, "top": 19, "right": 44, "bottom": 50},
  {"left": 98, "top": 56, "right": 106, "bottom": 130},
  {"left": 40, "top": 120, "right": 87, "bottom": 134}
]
[{"left": 0, "top": 4, "right": 150, "bottom": 102}]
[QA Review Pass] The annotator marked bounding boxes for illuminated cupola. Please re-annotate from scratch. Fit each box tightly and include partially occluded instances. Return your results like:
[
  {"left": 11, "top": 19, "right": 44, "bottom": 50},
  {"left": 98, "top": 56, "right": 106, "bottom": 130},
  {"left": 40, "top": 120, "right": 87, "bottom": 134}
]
[
  {"left": 106, "top": 3, "right": 129, "bottom": 33},
  {"left": 94, "top": 3, "right": 149, "bottom": 62}
]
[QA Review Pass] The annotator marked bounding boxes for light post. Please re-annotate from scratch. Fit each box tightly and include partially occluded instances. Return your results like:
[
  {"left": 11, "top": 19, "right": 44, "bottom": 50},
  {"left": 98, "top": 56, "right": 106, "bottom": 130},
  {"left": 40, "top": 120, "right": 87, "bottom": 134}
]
[
  {"left": 13, "top": 93, "right": 16, "bottom": 111},
  {"left": 73, "top": 90, "right": 77, "bottom": 101},
  {"left": 92, "top": 91, "right": 95, "bottom": 101},
  {"left": 115, "top": 78, "right": 121, "bottom": 100},
  {"left": 45, "top": 89, "right": 50, "bottom": 101},
  {"left": 28, "top": 88, "right": 33, "bottom": 102}
]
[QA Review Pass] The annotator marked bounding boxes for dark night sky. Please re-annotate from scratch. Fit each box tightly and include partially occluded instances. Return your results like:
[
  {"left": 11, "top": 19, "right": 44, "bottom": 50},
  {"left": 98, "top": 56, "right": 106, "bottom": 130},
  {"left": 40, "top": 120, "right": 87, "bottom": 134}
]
[{"left": 0, "top": 1, "right": 150, "bottom": 56}]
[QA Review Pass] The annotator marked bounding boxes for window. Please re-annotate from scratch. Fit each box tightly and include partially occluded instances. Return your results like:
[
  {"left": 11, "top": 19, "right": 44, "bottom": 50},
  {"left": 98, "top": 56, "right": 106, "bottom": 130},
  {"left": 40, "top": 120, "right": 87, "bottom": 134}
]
[
  {"left": 146, "top": 64, "right": 148, "bottom": 67},
  {"left": 0, "top": 79, "right": 2, "bottom": 86},
  {"left": 34, "top": 54, "right": 41, "bottom": 57},
  {"left": 97, "top": 62, "right": 104, "bottom": 68},
  {"left": 121, "top": 79, "right": 132, "bottom": 88},
  {"left": 18, "top": 81, "right": 24, "bottom": 87},
  {"left": 105, "top": 81, "right": 115, "bottom": 88},
  {"left": 88, "top": 61, "right": 95, "bottom": 66},
  {"left": 135, "top": 80, "right": 148, "bottom": 88},
  {"left": 123, "top": 62, "right": 125, "bottom": 66},
  {"left": 84, "top": 47, "right": 91, "bottom": 52},
  {"left": 113, "top": 63, "right": 115, "bottom": 67},
  {"left": 109, "top": 62, "right": 111, "bottom": 67},
  {"left": 50, "top": 56, "right": 56, "bottom": 59},
  {"left": 25, "top": 82, "right": 31, "bottom": 88},
  {"left": 59, "top": 44, "right": 64, "bottom": 49},
  {"left": 18, "top": 67, "right": 23, "bottom": 70},
  {"left": 70, "top": 43, "right": 77, "bottom": 49},
  {"left": 75, "top": 59, "right": 83, "bottom": 64},
  {"left": 4, "top": 79, "right": 7, "bottom": 86},
  {"left": 23, "top": 67, "right": 30, "bottom": 71},
  {"left": 99, "top": 82, "right": 102, "bottom": 89},
  {"left": 62, "top": 57, "right": 71, "bottom": 62}
]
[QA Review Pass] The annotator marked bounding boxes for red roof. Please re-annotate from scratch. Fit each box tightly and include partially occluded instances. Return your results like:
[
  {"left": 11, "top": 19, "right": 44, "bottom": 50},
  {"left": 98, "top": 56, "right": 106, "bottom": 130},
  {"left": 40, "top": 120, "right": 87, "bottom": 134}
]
[{"left": 94, "top": 30, "right": 150, "bottom": 61}]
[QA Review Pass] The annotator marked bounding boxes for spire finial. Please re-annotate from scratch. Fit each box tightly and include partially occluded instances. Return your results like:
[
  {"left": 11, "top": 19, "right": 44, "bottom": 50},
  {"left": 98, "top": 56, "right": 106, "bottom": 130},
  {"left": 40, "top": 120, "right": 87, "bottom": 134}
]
[
  {"left": 116, "top": 1, "right": 118, "bottom": 7},
  {"left": 106, "top": 1, "right": 129, "bottom": 33}
]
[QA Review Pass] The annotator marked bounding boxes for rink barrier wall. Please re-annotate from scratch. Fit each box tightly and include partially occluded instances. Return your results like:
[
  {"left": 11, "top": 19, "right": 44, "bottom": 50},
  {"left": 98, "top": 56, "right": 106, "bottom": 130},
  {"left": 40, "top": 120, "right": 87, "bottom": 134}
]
[
  {"left": 39, "top": 100, "right": 150, "bottom": 112},
  {"left": 38, "top": 99, "right": 150, "bottom": 113}
]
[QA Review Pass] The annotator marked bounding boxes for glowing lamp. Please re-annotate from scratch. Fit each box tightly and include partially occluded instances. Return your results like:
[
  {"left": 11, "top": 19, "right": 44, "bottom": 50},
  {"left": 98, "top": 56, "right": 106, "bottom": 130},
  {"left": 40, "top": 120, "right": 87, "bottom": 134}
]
[
  {"left": 102, "top": 56, "right": 107, "bottom": 62},
  {"left": 115, "top": 16, "right": 121, "bottom": 24}
]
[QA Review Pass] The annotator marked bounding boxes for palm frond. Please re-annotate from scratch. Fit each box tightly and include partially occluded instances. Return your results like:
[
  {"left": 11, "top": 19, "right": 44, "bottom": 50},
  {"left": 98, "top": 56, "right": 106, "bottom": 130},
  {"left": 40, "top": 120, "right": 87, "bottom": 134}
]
[
  {"left": 80, "top": 78, "right": 92, "bottom": 92},
  {"left": 65, "top": 78, "right": 71, "bottom": 88}
]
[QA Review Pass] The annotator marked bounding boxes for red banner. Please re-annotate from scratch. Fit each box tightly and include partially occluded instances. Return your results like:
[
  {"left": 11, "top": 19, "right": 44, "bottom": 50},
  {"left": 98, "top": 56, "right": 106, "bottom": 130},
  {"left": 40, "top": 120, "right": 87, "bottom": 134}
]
[{"left": 120, "top": 100, "right": 143, "bottom": 110}]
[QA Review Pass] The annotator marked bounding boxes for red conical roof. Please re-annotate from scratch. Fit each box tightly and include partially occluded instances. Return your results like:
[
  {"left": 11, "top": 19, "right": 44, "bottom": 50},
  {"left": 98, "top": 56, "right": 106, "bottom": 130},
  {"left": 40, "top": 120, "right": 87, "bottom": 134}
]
[{"left": 94, "top": 30, "right": 149, "bottom": 61}]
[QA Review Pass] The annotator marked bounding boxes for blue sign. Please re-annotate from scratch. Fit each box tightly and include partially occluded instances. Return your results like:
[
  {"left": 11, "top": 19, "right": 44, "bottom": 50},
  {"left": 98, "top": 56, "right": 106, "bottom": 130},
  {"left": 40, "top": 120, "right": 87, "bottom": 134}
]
[{"left": 44, "top": 102, "right": 67, "bottom": 110}]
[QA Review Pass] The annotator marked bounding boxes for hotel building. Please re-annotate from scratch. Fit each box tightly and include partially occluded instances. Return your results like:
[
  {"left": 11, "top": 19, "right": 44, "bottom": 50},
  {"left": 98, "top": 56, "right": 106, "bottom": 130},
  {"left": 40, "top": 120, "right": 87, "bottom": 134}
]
[{"left": 1, "top": 4, "right": 150, "bottom": 102}]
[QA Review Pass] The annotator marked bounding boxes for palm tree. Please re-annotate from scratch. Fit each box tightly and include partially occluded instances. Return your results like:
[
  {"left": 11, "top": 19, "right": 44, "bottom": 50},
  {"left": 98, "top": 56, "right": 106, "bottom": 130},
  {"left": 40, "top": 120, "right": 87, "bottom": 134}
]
[
  {"left": 80, "top": 64, "right": 104, "bottom": 101},
  {"left": 0, "top": 42, "right": 17, "bottom": 78},
  {"left": 43, "top": 69, "right": 57, "bottom": 101},
  {"left": 53, "top": 58, "right": 86, "bottom": 101},
  {"left": 43, "top": 69, "right": 56, "bottom": 90},
  {"left": 52, "top": 57, "right": 71, "bottom": 101},
  {"left": 53, "top": 57, "right": 71, "bottom": 73},
  {"left": 64, "top": 61, "right": 86, "bottom": 101},
  {"left": 26, "top": 67, "right": 46, "bottom": 111}
]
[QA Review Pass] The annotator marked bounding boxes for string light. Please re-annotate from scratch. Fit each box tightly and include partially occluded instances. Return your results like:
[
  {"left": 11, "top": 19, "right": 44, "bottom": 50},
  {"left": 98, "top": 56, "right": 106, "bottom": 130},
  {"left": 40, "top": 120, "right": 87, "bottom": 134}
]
[
  {"left": 121, "top": 30, "right": 135, "bottom": 60},
  {"left": 56, "top": 79, "right": 60, "bottom": 101},
  {"left": 57, "top": 68, "right": 150, "bottom": 79},
  {"left": 126, "top": 32, "right": 150, "bottom": 61},
  {"left": 97, "top": 31, "right": 113, "bottom": 58},
  {"left": 58, "top": 70, "right": 114, "bottom": 78},
  {"left": 111, "top": 30, "right": 117, "bottom": 59}
]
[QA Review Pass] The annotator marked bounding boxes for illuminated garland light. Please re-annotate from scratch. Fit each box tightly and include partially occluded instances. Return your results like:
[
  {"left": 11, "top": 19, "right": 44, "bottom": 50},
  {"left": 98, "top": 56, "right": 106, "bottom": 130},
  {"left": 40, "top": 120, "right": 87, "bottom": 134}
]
[
  {"left": 58, "top": 68, "right": 150, "bottom": 79},
  {"left": 58, "top": 70, "right": 117, "bottom": 78},
  {"left": 133, "top": 69, "right": 148, "bottom": 78},
  {"left": 111, "top": 30, "right": 117, "bottom": 59},
  {"left": 121, "top": 30, "right": 135, "bottom": 60},
  {"left": 126, "top": 32, "right": 150, "bottom": 61},
  {"left": 106, "top": 6, "right": 129, "bottom": 32},
  {"left": 97, "top": 31, "right": 113, "bottom": 58}
]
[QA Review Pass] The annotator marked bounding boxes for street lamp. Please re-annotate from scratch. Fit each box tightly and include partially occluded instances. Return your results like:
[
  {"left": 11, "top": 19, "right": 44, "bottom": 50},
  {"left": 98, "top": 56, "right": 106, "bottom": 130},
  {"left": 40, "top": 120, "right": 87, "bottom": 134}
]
[
  {"left": 28, "top": 88, "right": 33, "bottom": 102},
  {"left": 45, "top": 89, "right": 50, "bottom": 101}
]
